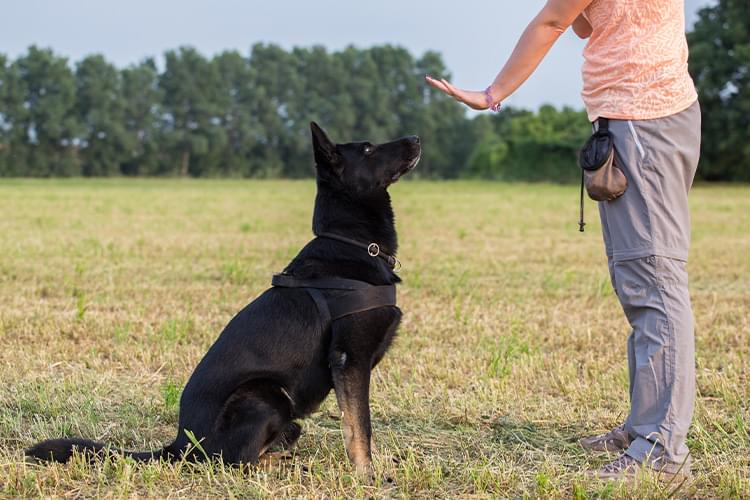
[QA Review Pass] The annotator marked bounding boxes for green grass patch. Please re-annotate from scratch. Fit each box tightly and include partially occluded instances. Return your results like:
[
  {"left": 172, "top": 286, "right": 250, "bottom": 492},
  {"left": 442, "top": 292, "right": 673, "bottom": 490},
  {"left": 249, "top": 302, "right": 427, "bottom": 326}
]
[{"left": 0, "top": 179, "right": 748, "bottom": 497}]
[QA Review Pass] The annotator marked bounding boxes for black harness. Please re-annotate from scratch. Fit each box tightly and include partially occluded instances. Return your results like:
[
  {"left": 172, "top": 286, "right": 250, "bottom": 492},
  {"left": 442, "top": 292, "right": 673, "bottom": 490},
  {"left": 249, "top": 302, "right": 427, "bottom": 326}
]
[{"left": 271, "top": 233, "right": 399, "bottom": 326}]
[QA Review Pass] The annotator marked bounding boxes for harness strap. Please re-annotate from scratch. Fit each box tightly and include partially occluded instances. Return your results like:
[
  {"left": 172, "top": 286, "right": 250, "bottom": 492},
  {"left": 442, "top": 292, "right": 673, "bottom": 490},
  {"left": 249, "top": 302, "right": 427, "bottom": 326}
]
[
  {"left": 326, "top": 285, "right": 397, "bottom": 320},
  {"left": 272, "top": 274, "right": 373, "bottom": 290},
  {"left": 305, "top": 287, "right": 331, "bottom": 327},
  {"left": 271, "top": 274, "right": 397, "bottom": 322}
]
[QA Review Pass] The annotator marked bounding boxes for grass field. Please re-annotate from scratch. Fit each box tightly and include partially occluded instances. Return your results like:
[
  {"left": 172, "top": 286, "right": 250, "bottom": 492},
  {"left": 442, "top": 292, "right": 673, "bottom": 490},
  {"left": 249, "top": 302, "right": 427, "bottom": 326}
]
[{"left": 0, "top": 179, "right": 748, "bottom": 498}]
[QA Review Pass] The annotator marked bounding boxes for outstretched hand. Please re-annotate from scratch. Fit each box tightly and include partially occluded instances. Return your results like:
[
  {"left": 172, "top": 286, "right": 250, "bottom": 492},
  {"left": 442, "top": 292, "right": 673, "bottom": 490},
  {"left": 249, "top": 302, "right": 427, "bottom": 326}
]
[{"left": 424, "top": 75, "right": 490, "bottom": 111}]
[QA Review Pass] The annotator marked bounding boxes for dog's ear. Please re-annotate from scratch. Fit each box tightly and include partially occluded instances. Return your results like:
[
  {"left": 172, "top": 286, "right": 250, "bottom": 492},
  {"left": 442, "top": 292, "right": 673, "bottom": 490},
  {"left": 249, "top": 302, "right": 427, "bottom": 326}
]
[{"left": 310, "top": 122, "right": 340, "bottom": 167}]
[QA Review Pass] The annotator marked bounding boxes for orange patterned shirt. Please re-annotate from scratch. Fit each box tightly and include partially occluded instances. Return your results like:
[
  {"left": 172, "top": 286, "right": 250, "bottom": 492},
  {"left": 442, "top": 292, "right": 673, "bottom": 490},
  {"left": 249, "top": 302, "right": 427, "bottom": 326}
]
[{"left": 581, "top": 0, "right": 698, "bottom": 121}]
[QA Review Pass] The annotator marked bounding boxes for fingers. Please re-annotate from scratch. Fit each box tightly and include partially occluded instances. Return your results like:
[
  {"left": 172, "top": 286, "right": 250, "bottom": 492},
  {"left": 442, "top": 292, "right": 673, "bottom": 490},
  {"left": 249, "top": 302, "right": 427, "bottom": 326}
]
[
  {"left": 442, "top": 81, "right": 488, "bottom": 110},
  {"left": 439, "top": 78, "right": 475, "bottom": 105},
  {"left": 440, "top": 78, "right": 458, "bottom": 95},
  {"left": 439, "top": 79, "right": 461, "bottom": 99},
  {"left": 425, "top": 75, "right": 458, "bottom": 99},
  {"left": 425, "top": 75, "right": 452, "bottom": 96},
  {"left": 442, "top": 79, "right": 470, "bottom": 103},
  {"left": 425, "top": 75, "right": 486, "bottom": 110}
]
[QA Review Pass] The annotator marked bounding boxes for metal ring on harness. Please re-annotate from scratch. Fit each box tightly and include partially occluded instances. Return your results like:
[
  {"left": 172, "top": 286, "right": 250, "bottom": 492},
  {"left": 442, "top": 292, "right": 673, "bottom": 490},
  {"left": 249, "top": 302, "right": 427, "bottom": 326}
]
[
  {"left": 316, "top": 232, "right": 400, "bottom": 272},
  {"left": 367, "top": 243, "right": 380, "bottom": 257},
  {"left": 393, "top": 258, "right": 402, "bottom": 273}
]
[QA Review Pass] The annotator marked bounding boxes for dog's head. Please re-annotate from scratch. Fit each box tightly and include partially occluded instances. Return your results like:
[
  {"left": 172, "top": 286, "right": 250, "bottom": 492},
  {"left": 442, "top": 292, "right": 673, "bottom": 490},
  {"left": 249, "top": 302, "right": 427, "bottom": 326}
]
[{"left": 310, "top": 122, "right": 420, "bottom": 195}]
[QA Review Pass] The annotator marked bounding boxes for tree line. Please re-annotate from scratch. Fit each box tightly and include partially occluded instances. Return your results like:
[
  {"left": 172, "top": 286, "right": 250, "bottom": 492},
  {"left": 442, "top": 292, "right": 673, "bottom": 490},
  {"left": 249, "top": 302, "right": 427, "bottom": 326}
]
[
  {"left": 0, "top": 44, "right": 477, "bottom": 179},
  {"left": 0, "top": 0, "right": 746, "bottom": 181}
]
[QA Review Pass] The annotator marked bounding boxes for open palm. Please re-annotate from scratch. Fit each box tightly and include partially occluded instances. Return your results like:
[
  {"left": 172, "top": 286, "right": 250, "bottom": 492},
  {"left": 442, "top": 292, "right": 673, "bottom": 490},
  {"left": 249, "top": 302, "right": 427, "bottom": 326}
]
[{"left": 425, "top": 75, "right": 490, "bottom": 111}]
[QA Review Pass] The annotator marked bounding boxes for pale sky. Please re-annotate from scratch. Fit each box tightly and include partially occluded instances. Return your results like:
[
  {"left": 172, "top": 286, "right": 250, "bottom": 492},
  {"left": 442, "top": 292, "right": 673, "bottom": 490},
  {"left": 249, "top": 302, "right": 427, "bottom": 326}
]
[{"left": 1, "top": 0, "right": 714, "bottom": 110}]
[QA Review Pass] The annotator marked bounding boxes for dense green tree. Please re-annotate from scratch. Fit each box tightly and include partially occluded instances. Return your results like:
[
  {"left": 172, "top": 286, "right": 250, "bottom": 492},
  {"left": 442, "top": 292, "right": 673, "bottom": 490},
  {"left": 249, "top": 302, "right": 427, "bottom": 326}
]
[
  {"left": 464, "top": 109, "right": 527, "bottom": 178},
  {"left": 0, "top": 55, "right": 28, "bottom": 176},
  {"left": 75, "top": 55, "right": 131, "bottom": 176},
  {"left": 11, "top": 46, "right": 80, "bottom": 176},
  {"left": 247, "top": 43, "right": 303, "bottom": 177},
  {"left": 0, "top": 34, "right": 744, "bottom": 182},
  {"left": 298, "top": 46, "right": 355, "bottom": 141},
  {"left": 212, "top": 50, "right": 257, "bottom": 176},
  {"left": 160, "top": 47, "right": 227, "bottom": 176},
  {"left": 335, "top": 47, "right": 388, "bottom": 144},
  {"left": 688, "top": 0, "right": 750, "bottom": 181},
  {"left": 465, "top": 105, "right": 589, "bottom": 182},
  {"left": 287, "top": 45, "right": 353, "bottom": 175},
  {"left": 412, "top": 51, "right": 476, "bottom": 178},
  {"left": 365, "top": 45, "right": 418, "bottom": 139},
  {"left": 0, "top": 54, "right": 10, "bottom": 174},
  {"left": 121, "top": 59, "right": 162, "bottom": 175}
]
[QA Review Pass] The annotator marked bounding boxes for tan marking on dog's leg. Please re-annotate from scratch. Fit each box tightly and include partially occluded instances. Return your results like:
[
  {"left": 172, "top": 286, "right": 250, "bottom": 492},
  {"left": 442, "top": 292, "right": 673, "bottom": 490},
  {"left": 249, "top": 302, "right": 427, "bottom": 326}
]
[{"left": 333, "top": 368, "right": 374, "bottom": 478}]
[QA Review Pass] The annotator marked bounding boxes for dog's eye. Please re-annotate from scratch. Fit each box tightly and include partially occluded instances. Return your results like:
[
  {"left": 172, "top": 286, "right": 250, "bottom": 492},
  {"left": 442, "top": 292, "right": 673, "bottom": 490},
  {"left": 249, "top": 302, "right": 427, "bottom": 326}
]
[{"left": 363, "top": 144, "right": 375, "bottom": 156}]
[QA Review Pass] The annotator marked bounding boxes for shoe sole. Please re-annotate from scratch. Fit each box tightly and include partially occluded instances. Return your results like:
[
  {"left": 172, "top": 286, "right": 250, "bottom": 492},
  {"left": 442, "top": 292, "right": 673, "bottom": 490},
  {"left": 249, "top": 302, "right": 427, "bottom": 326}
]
[{"left": 586, "top": 470, "right": 693, "bottom": 484}]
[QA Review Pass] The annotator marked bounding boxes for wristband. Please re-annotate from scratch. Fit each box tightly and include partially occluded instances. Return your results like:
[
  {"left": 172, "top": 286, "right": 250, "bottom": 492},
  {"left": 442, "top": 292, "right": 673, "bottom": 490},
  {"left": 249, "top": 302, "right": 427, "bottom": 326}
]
[{"left": 484, "top": 86, "right": 502, "bottom": 112}]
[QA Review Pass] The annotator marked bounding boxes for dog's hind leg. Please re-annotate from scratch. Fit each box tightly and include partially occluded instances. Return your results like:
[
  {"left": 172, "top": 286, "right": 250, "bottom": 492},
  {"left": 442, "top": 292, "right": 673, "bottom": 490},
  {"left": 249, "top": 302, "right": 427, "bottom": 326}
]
[
  {"left": 267, "top": 421, "right": 302, "bottom": 452},
  {"left": 208, "top": 381, "right": 294, "bottom": 465},
  {"left": 257, "top": 421, "right": 302, "bottom": 464}
]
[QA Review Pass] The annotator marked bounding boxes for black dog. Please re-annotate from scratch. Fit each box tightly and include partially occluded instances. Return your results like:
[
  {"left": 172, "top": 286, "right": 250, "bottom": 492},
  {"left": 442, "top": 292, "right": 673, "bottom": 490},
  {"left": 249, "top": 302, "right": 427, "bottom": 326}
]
[{"left": 27, "top": 122, "right": 421, "bottom": 477}]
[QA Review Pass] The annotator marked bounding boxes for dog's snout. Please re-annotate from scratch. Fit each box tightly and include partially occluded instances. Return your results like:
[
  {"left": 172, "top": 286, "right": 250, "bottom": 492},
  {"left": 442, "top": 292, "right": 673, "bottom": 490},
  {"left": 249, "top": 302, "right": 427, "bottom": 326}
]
[{"left": 408, "top": 136, "right": 420, "bottom": 145}]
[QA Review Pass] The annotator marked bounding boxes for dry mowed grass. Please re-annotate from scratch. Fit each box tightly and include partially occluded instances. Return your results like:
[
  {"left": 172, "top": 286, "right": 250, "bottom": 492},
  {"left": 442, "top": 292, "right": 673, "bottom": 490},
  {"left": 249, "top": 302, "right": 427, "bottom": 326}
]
[{"left": 0, "top": 179, "right": 748, "bottom": 499}]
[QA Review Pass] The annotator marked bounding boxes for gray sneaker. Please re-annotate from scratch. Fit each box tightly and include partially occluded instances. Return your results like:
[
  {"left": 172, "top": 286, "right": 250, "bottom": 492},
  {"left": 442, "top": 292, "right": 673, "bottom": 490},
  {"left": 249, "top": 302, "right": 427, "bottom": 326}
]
[
  {"left": 587, "top": 454, "right": 641, "bottom": 481},
  {"left": 580, "top": 423, "right": 632, "bottom": 453},
  {"left": 587, "top": 453, "right": 692, "bottom": 482}
]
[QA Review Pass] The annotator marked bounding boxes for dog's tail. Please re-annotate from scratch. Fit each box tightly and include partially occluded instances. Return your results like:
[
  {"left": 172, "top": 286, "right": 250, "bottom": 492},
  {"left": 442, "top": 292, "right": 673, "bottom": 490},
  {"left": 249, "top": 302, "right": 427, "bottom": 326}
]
[{"left": 26, "top": 438, "right": 177, "bottom": 464}]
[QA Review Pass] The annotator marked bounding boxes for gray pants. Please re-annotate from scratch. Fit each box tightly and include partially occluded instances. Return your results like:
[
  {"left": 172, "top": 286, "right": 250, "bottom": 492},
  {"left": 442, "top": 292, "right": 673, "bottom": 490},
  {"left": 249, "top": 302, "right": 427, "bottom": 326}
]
[{"left": 598, "top": 101, "right": 701, "bottom": 470}]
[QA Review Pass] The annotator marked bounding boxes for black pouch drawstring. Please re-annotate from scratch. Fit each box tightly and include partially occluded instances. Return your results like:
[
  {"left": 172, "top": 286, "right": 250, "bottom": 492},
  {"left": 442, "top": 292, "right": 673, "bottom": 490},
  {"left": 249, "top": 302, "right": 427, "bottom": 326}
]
[{"left": 579, "top": 169, "right": 586, "bottom": 232}]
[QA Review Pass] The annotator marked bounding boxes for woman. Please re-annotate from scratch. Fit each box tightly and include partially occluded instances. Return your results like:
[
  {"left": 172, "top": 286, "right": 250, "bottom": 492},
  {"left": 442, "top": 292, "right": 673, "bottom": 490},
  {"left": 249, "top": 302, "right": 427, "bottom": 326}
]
[{"left": 427, "top": 0, "right": 700, "bottom": 481}]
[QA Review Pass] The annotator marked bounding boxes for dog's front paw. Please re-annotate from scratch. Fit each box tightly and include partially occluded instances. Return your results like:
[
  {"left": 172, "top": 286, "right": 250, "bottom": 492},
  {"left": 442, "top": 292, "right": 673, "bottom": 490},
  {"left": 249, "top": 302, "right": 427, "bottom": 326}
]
[{"left": 354, "top": 462, "right": 375, "bottom": 484}]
